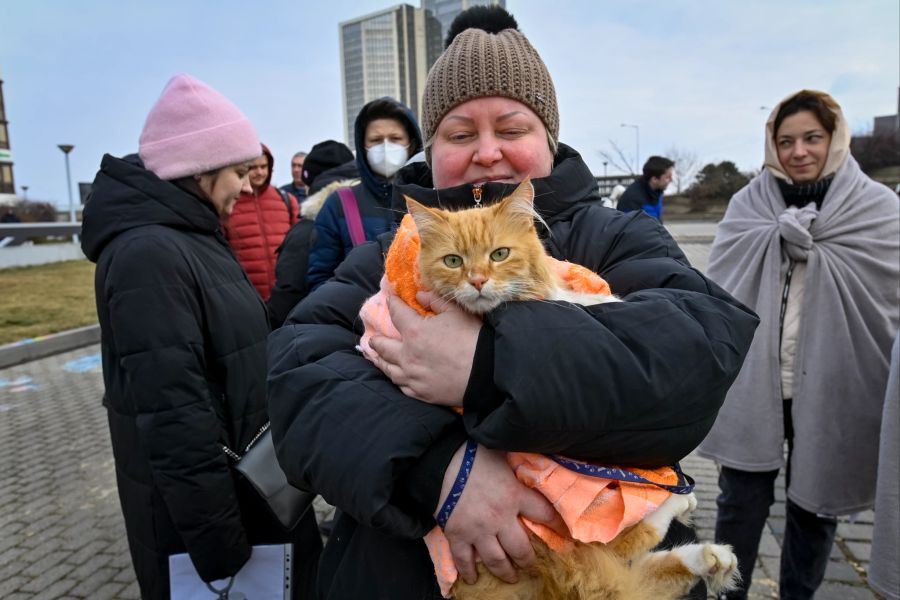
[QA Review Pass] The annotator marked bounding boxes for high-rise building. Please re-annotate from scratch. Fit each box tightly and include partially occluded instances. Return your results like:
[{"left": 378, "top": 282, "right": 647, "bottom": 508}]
[
  {"left": 421, "top": 0, "right": 506, "bottom": 43},
  {"left": 0, "top": 65, "right": 15, "bottom": 200},
  {"left": 339, "top": 5, "right": 442, "bottom": 145}
]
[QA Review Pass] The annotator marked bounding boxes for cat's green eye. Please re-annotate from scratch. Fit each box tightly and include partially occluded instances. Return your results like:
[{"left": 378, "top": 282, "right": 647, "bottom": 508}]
[
  {"left": 490, "top": 248, "right": 510, "bottom": 262},
  {"left": 443, "top": 255, "right": 463, "bottom": 268}
]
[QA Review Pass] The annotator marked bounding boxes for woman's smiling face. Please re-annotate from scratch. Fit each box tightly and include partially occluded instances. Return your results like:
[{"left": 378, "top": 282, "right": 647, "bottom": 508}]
[
  {"left": 775, "top": 110, "right": 832, "bottom": 184},
  {"left": 430, "top": 96, "right": 554, "bottom": 189}
]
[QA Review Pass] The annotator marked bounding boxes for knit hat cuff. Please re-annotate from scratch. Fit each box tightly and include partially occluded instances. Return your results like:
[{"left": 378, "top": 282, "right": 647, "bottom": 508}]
[{"left": 140, "top": 118, "right": 260, "bottom": 180}]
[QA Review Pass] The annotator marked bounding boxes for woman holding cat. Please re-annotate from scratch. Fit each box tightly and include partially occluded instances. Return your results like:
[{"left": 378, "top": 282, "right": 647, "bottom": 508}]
[
  {"left": 698, "top": 90, "right": 900, "bottom": 600},
  {"left": 268, "top": 7, "right": 758, "bottom": 599}
]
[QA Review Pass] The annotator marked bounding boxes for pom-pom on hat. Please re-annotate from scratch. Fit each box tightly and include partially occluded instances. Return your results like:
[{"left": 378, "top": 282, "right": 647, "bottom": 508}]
[
  {"left": 420, "top": 6, "right": 559, "bottom": 146},
  {"left": 302, "top": 140, "right": 354, "bottom": 187},
  {"left": 139, "top": 74, "right": 261, "bottom": 180}
]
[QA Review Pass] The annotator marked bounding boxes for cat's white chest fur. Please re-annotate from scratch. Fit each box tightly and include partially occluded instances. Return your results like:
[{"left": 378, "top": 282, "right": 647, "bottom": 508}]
[{"left": 549, "top": 287, "right": 622, "bottom": 306}]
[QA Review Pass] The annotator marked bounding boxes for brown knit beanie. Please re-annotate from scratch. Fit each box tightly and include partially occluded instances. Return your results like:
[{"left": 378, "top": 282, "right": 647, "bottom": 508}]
[{"left": 421, "top": 7, "right": 559, "bottom": 146}]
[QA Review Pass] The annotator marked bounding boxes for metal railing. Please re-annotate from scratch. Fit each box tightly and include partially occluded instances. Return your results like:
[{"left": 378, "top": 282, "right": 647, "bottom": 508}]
[{"left": 0, "top": 222, "right": 82, "bottom": 247}]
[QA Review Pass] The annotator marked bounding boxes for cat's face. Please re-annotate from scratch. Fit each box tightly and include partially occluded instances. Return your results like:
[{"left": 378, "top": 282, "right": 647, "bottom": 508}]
[{"left": 407, "top": 179, "right": 553, "bottom": 314}]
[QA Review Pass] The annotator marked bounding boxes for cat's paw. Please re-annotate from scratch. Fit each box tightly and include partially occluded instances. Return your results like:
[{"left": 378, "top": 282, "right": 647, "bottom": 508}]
[
  {"left": 675, "top": 492, "right": 698, "bottom": 525},
  {"left": 675, "top": 543, "right": 740, "bottom": 593},
  {"left": 644, "top": 492, "right": 697, "bottom": 536}
]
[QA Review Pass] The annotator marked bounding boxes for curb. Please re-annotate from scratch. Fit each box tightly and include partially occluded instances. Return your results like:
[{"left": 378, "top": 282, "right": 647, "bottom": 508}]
[
  {"left": 673, "top": 235, "right": 715, "bottom": 244},
  {"left": 0, "top": 324, "right": 100, "bottom": 370}
]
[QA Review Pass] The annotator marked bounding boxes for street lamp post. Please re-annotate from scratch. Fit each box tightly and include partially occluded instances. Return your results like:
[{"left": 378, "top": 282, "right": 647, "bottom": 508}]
[
  {"left": 603, "top": 161, "right": 608, "bottom": 178},
  {"left": 620, "top": 123, "right": 640, "bottom": 175},
  {"left": 21, "top": 185, "right": 28, "bottom": 200},
  {"left": 57, "top": 144, "right": 76, "bottom": 242}
]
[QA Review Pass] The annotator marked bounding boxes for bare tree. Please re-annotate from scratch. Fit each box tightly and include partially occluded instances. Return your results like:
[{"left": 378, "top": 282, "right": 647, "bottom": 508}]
[
  {"left": 664, "top": 146, "right": 701, "bottom": 194},
  {"left": 597, "top": 140, "right": 636, "bottom": 175}
]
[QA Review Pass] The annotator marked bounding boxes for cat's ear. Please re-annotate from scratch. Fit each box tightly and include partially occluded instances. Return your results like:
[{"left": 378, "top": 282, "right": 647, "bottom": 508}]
[
  {"left": 405, "top": 195, "right": 445, "bottom": 234},
  {"left": 497, "top": 177, "right": 537, "bottom": 227}
]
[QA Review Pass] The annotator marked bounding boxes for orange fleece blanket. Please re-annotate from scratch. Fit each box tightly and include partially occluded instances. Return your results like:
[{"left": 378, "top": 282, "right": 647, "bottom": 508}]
[{"left": 358, "top": 214, "right": 676, "bottom": 597}]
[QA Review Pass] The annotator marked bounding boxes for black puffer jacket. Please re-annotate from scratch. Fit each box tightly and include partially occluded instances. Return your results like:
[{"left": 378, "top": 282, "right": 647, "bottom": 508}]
[
  {"left": 82, "top": 154, "right": 320, "bottom": 600},
  {"left": 268, "top": 145, "right": 758, "bottom": 599}
]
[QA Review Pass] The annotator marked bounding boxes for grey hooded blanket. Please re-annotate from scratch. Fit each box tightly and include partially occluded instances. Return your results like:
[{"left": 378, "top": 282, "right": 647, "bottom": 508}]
[{"left": 698, "top": 155, "right": 899, "bottom": 515}]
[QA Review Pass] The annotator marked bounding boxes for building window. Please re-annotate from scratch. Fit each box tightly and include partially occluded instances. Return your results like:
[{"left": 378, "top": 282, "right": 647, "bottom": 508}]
[{"left": 0, "top": 163, "right": 14, "bottom": 194}]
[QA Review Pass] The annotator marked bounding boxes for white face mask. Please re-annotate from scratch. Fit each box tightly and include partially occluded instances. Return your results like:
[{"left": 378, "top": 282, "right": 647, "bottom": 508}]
[{"left": 366, "top": 141, "right": 409, "bottom": 178}]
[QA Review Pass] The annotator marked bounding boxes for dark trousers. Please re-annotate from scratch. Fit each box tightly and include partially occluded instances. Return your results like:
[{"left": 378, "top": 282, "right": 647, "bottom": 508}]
[{"left": 714, "top": 466, "right": 838, "bottom": 600}]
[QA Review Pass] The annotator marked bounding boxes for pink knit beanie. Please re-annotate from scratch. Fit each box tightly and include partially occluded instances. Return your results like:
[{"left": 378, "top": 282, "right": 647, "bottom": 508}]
[{"left": 138, "top": 74, "right": 261, "bottom": 180}]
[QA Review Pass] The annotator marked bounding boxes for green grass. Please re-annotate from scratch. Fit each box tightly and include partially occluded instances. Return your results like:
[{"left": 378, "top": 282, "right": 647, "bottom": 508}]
[{"left": 0, "top": 260, "right": 97, "bottom": 345}]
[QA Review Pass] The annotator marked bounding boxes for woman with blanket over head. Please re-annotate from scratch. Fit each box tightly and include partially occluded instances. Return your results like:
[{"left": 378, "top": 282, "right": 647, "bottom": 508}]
[
  {"left": 267, "top": 6, "right": 759, "bottom": 600},
  {"left": 698, "top": 90, "right": 900, "bottom": 600}
]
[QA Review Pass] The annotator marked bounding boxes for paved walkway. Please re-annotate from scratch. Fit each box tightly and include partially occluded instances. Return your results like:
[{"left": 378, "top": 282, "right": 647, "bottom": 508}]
[{"left": 0, "top": 234, "right": 887, "bottom": 599}]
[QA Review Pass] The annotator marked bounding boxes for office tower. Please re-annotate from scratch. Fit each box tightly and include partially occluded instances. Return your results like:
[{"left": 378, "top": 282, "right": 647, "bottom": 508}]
[
  {"left": 421, "top": 0, "right": 506, "bottom": 43},
  {"left": 339, "top": 5, "right": 442, "bottom": 144}
]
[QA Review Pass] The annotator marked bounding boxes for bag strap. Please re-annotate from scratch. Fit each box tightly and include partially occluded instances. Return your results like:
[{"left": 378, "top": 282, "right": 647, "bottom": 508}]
[
  {"left": 337, "top": 187, "right": 366, "bottom": 247},
  {"left": 221, "top": 422, "right": 270, "bottom": 461},
  {"left": 277, "top": 187, "right": 294, "bottom": 222},
  {"left": 549, "top": 456, "right": 695, "bottom": 494}
]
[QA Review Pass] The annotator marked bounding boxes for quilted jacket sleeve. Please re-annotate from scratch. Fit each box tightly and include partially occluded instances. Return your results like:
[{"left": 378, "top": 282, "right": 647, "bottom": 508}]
[
  {"left": 461, "top": 208, "right": 759, "bottom": 466},
  {"left": 104, "top": 235, "right": 250, "bottom": 581}
]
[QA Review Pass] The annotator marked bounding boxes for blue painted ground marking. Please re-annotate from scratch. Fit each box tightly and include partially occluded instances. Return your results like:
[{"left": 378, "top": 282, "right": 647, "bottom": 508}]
[{"left": 64, "top": 354, "right": 102, "bottom": 373}]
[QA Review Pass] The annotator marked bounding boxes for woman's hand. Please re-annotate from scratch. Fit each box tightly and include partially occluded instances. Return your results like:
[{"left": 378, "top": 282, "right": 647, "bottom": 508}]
[
  {"left": 369, "top": 291, "right": 481, "bottom": 407},
  {"left": 436, "top": 443, "right": 564, "bottom": 585}
]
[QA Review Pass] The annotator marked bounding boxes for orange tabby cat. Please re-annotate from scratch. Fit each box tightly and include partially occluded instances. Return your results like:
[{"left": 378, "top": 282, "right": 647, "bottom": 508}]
[
  {"left": 406, "top": 179, "right": 621, "bottom": 314},
  {"left": 400, "top": 179, "right": 740, "bottom": 600}
]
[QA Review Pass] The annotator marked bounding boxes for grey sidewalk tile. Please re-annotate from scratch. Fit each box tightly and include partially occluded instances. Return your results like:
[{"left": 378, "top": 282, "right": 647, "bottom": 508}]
[
  {"left": 838, "top": 522, "right": 875, "bottom": 540},
  {"left": 19, "top": 562, "right": 75, "bottom": 592},
  {"left": 0, "top": 576, "right": 28, "bottom": 598},
  {"left": 816, "top": 581, "right": 878, "bottom": 599},
  {"left": 824, "top": 558, "right": 864, "bottom": 583},
  {"left": 844, "top": 541, "right": 872, "bottom": 562},
  {"left": 31, "top": 578, "right": 78, "bottom": 600},
  {"left": 68, "top": 567, "right": 119, "bottom": 597}
]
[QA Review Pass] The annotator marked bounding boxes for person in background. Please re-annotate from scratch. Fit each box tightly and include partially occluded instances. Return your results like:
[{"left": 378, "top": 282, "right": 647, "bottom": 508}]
[
  {"left": 267, "top": 139, "right": 356, "bottom": 329},
  {"left": 699, "top": 90, "right": 900, "bottom": 600},
  {"left": 281, "top": 151, "right": 308, "bottom": 201},
  {"left": 267, "top": 7, "right": 758, "bottom": 599},
  {"left": 305, "top": 97, "right": 423, "bottom": 291},
  {"left": 224, "top": 144, "right": 299, "bottom": 301},
  {"left": 617, "top": 155, "right": 675, "bottom": 221},
  {"left": 301, "top": 139, "right": 357, "bottom": 196},
  {"left": 80, "top": 74, "right": 321, "bottom": 600}
]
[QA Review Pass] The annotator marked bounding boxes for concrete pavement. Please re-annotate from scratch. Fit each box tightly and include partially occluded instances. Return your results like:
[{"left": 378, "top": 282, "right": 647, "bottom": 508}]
[{"left": 0, "top": 234, "right": 888, "bottom": 599}]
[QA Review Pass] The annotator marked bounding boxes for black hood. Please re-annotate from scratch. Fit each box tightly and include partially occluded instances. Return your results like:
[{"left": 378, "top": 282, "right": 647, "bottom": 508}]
[
  {"left": 81, "top": 154, "right": 221, "bottom": 262},
  {"left": 391, "top": 143, "right": 601, "bottom": 234},
  {"left": 354, "top": 97, "right": 424, "bottom": 203}
]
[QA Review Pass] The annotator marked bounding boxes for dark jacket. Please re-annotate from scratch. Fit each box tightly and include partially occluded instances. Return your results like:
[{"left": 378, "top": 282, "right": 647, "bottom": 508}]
[
  {"left": 618, "top": 176, "right": 664, "bottom": 221},
  {"left": 268, "top": 178, "right": 355, "bottom": 329},
  {"left": 281, "top": 181, "right": 308, "bottom": 200},
  {"left": 306, "top": 97, "right": 423, "bottom": 291},
  {"left": 81, "top": 154, "right": 320, "bottom": 600},
  {"left": 267, "top": 144, "right": 758, "bottom": 599}
]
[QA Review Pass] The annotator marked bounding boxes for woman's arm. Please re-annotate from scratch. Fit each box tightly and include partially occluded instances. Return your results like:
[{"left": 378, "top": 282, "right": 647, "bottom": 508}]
[
  {"left": 371, "top": 209, "right": 759, "bottom": 466},
  {"left": 104, "top": 235, "right": 250, "bottom": 581},
  {"left": 271, "top": 243, "right": 467, "bottom": 536}
]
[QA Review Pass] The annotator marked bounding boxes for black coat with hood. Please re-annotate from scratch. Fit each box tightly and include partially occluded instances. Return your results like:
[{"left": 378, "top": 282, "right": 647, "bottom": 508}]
[
  {"left": 306, "top": 97, "right": 423, "bottom": 291},
  {"left": 267, "top": 144, "right": 759, "bottom": 599},
  {"left": 81, "top": 154, "right": 320, "bottom": 600}
]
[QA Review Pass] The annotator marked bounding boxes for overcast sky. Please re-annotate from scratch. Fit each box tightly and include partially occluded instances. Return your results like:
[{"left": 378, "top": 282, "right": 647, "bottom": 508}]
[{"left": 2, "top": 0, "right": 898, "bottom": 207}]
